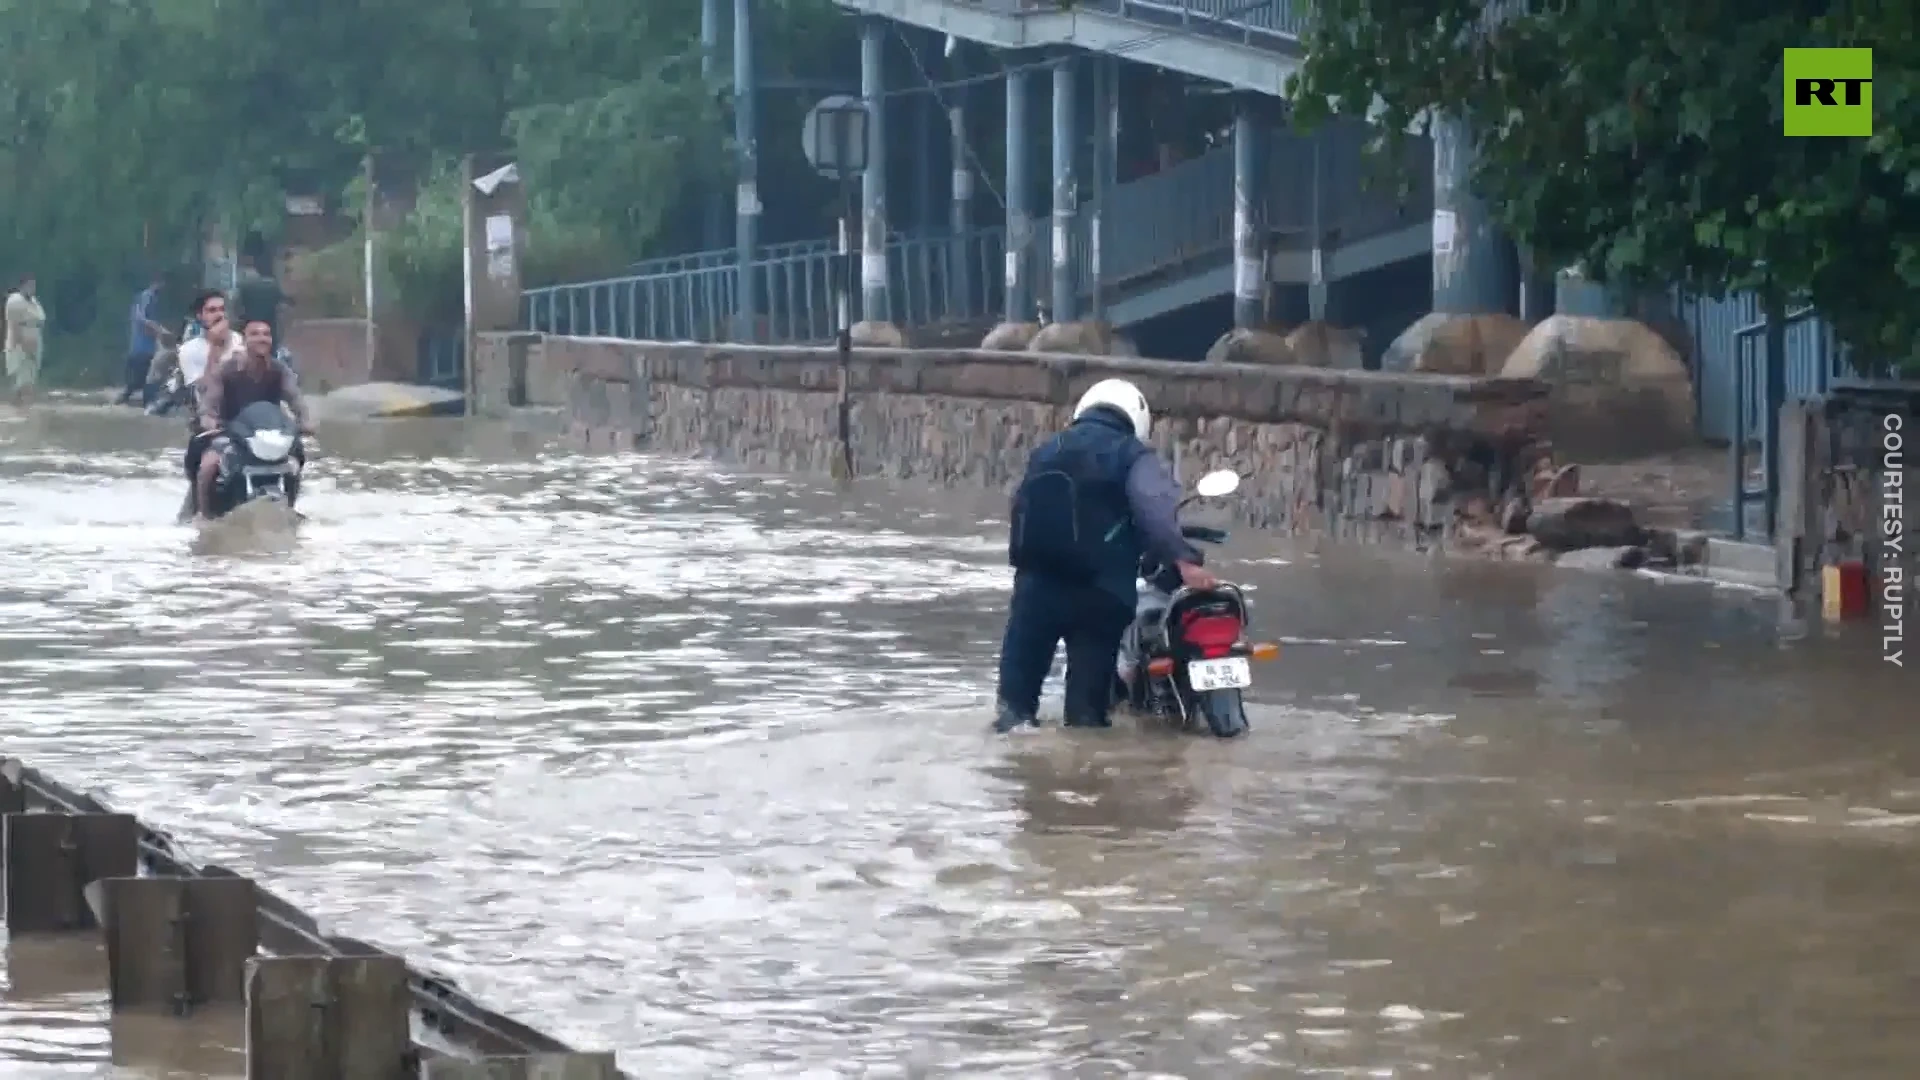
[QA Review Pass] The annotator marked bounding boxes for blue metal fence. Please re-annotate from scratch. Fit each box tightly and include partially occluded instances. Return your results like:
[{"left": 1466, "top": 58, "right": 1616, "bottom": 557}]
[
  {"left": 524, "top": 229, "right": 1010, "bottom": 343},
  {"left": 526, "top": 121, "right": 1431, "bottom": 343},
  {"left": 1683, "top": 292, "right": 1888, "bottom": 444}
]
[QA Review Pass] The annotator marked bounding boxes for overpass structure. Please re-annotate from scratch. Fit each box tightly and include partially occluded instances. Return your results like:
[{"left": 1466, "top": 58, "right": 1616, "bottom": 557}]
[
  {"left": 523, "top": 0, "right": 1529, "bottom": 365},
  {"left": 516, "top": 0, "right": 1905, "bottom": 502}
]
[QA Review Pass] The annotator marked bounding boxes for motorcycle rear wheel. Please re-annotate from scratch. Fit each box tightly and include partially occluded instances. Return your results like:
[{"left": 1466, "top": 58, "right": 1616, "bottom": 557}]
[{"left": 1192, "top": 687, "right": 1249, "bottom": 738}]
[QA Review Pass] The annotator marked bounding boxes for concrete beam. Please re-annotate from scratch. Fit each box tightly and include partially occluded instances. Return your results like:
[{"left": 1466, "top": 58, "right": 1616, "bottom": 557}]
[
  {"left": 1105, "top": 222, "right": 1429, "bottom": 328},
  {"left": 835, "top": 0, "right": 1303, "bottom": 97}
]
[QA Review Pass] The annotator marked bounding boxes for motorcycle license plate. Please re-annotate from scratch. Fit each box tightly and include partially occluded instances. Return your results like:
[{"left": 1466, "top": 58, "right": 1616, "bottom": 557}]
[{"left": 1187, "top": 657, "right": 1251, "bottom": 691}]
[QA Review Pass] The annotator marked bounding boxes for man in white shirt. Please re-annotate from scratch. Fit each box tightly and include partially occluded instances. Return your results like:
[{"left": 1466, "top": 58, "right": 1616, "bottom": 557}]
[
  {"left": 175, "top": 291, "right": 241, "bottom": 390},
  {"left": 173, "top": 298, "right": 242, "bottom": 521}
]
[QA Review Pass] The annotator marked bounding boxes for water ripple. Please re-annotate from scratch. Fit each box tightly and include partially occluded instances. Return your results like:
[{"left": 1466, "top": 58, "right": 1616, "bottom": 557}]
[{"left": 3, "top": 410, "right": 1918, "bottom": 1078}]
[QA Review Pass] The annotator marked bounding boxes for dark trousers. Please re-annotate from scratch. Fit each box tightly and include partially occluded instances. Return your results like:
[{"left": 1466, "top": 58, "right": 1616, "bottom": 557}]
[
  {"left": 118, "top": 350, "right": 154, "bottom": 403},
  {"left": 995, "top": 569, "right": 1134, "bottom": 728}
]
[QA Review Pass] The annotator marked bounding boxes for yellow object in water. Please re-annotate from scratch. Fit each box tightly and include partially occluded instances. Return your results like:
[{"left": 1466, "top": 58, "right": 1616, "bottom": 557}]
[
  {"left": 1821, "top": 564, "right": 1843, "bottom": 622},
  {"left": 312, "top": 381, "right": 464, "bottom": 420}
]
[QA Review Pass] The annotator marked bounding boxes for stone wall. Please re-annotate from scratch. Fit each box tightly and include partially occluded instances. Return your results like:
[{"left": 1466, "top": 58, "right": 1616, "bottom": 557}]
[
  {"left": 1778, "top": 388, "right": 1918, "bottom": 623},
  {"left": 480, "top": 335, "right": 1554, "bottom": 553}
]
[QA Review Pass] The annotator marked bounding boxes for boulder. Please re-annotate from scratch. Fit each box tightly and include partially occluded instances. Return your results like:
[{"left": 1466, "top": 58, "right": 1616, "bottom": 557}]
[
  {"left": 849, "top": 320, "right": 906, "bottom": 348},
  {"left": 1496, "top": 534, "right": 1554, "bottom": 562},
  {"left": 1284, "top": 320, "right": 1367, "bottom": 369},
  {"left": 1029, "top": 320, "right": 1138, "bottom": 357},
  {"left": 1643, "top": 527, "right": 1711, "bottom": 567},
  {"left": 1555, "top": 545, "right": 1649, "bottom": 570},
  {"left": 981, "top": 321, "right": 1041, "bottom": 351},
  {"left": 1498, "top": 314, "right": 1696, "bottom": 460},
  {"left": 1383, "top": 312, "right": 1531, "bottom": 375},
  {"left": 1204, "top": 327, "right": 1297, "bottom": 366},
  {"left": 1525, "top": 496, "right": 1643, "bottom": 551}
]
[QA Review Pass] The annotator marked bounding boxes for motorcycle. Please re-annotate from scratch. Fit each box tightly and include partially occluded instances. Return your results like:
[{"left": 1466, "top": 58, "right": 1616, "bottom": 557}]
[
  {"left": 1115, "top": 468, "right": 1279, "bottom": 738},
  {"left": 144, "top": 347, "right": 192, "bottom": 417},
  {"left": 197, "top": 400, "right": 305, "bottom": 519}
]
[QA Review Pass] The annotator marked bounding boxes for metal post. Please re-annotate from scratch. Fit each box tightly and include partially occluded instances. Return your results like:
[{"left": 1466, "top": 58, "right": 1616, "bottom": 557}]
[
  {"left": 1307, "top": 134, "right": 1327, "bottom": 323},
  {"left": 362, "top": 154, "right": 377, "bottom": 369},
  {"left": 1231, "top": 97, "right": 1265, "bottom": 328},
  {"left": 1049, "top": 54, "right": 1078, "bottom": 324},
  {"left": 860, "top": 19, "right": 890, "bottom": 323},
  {"left": 836, "top": 179, "right": 856, "bottom": 480},
  {"left": 1089, "top": 56, "right": 1115, "bottom": 320},
  {"left": 701, "top": 0, "right": 725, "bottom": 251},
  {"left": 948, "top": 88, "right": 972, "bottom": 319},
  {"left": 1763, "top": 294, "right": 1787, "bottom": 541},
  {"left": 919, "top": 67, "right": 938, "bottom": 234},
  {"left": 1518, "top": 248, "right": 1556, "bottom": 322},
  {"left": 732, "top": 0, "right": 760, "bottom": 341},
  {"left": 1430, "top": 114, "right": 1518, "bottom": 314},
  {"left": 1005, "top": 61, "right": 1032, "bottom": 322}
]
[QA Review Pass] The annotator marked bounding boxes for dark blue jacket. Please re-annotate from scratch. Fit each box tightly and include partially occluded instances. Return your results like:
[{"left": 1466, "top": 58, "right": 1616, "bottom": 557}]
[{"left": 1008, "top": 406, "right": 1151, "bottom": 606}]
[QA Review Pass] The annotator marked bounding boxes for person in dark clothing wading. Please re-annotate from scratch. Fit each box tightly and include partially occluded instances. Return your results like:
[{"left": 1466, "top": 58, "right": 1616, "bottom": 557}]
[{"left": 994, "top": 378, "right": 1219, "bottom": 733}]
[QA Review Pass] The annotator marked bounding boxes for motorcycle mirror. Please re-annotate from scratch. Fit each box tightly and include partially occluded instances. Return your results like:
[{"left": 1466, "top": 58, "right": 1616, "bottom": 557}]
[{"left": 1193, "top": 470, "right": 1241, "bottom": 498}]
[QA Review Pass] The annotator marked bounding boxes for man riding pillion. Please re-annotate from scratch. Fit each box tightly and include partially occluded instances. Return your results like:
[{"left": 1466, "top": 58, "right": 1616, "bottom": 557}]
[
  {"left": 192, "top": 318, "right": 313, "bottom": 521},
  {"left": 993, "top": 378, "right": 1219, "bottom": 733},
  {"left": 170, "top": 301, "right": 244, "bottom": 519}
]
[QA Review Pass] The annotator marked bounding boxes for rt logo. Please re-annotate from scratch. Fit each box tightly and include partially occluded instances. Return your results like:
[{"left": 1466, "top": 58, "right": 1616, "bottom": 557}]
[{"left": 1784, "top": 48, "right": 1873, "bottom": 136}]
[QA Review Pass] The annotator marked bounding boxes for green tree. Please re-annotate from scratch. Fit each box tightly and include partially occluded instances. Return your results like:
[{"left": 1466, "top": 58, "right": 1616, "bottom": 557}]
[{"left": 1290, "top": 0, "right": 1920, "bottom": 372}]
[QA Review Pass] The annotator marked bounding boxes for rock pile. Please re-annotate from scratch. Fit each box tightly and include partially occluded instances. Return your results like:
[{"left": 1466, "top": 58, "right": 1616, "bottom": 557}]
[{"left": 1452, "top": 446, "right": 1711, "bottom": 573}]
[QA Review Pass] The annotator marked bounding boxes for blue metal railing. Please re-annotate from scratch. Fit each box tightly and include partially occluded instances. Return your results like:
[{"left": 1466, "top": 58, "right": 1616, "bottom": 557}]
[
  {"left": 525, "top": 118, "right": 1435, "bottom": 343},
  {"left": 524, "top": 229, "right": 1010, "bottom": 343},
  {"left": 942, "top": 0, "right": 1311, "bottom": 46},
  {"left": 1683, "top": 292, "right": 1894, "bottom": 445},
  {"left": 1073, "top": 0, "right": 1312, "bottom": 47},
  {"left": 1685, "top": 294, "right": 1916, "bottom": 541}
]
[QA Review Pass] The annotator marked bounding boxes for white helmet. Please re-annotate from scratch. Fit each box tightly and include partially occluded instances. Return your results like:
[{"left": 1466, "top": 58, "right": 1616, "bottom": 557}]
[{"left": 1072, "top": 378, "right": 1151, "bottom": 441}]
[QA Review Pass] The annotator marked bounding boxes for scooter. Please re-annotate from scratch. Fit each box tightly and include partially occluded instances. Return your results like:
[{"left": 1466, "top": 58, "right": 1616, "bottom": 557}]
[
  {"left": 198, "top": 400, "right": 306, "bottom": 520},
  {"left": 1115, "top": 468, "right": 1279, "bottom": 738}
]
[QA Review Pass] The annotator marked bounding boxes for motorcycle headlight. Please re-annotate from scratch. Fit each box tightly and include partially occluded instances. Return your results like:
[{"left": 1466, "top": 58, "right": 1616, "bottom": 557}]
[{"left": 245, "top": 430, "right": 294, "bottom": 462}]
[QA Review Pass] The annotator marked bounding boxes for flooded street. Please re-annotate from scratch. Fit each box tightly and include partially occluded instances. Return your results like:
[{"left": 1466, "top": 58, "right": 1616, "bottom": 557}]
[{"left": 2, "top": 402, "right": 1917, "bottom": 1078}]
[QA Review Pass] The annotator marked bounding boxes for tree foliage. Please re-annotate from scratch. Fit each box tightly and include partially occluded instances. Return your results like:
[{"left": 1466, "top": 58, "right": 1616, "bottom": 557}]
[
  {"left": 0, "top": 0, "right": 846, "bottom": 373},
  {"left": 1291, "top": 0, "right": 1920, "bottom": 371}
]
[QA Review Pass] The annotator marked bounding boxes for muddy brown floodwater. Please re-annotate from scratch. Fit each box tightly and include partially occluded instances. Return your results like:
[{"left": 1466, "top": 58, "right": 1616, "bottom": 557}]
[{"left": 1, "top": 401, "right": 1917, "bottom": 1078}]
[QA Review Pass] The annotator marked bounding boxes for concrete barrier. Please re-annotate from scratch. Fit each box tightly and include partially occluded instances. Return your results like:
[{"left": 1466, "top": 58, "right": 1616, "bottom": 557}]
[
  {"left": 474, "top": 335, "right": 1553, "bottom": 555},
  {"left": 0, "top": 757, "right": 625, "bottom": 1077}
]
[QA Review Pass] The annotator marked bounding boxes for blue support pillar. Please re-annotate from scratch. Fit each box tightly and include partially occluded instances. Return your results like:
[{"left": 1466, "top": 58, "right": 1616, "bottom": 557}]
[
  {"left": 1430, "top": 115, "right": 1517, "bottom": 315},
  {"left": 1049, "top": 54, "right": 1078, "bottom": 323},
  {"left": 1089, "top": 56, "right": 1116, "bottom": 320},
  {"left": 731, "top": 0, "right": 760, "bottom": 340},
  {"left": 1004, "top": 62, "right": 1033, "bottom": 322},
  {"left": 860, "top": 19, "right": 890, "bottom": 323},
  {"left": 701, "top": 0, "right": 725, "bottom": 251},
  {"left": 1231, "top": 97, "right": 1266, "bottom": 328}
]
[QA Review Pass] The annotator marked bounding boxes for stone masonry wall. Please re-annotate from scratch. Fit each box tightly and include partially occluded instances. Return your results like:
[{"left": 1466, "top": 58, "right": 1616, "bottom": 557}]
[
  {"left": 1779, "top": 389, "right": 1918, "bottom": 624},
  {"left": 477, "top": 335, "right": 1554, "bottom": 553}
]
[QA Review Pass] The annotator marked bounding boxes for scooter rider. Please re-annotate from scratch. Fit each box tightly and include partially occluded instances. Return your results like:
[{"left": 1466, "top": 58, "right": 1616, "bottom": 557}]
[
  {"left": 193, "top": 318, "right": 313, "bottom": 520},
  {"left": 993, "top": 378, "right": 1219, "bottom": 733}
]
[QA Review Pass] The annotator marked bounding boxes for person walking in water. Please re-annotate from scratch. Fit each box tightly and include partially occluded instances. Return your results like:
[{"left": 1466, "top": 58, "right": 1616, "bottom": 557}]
[
  {"left": 5, "top": 275, "right": 45, "bottom": 406},
  {"left": 118, "top": 274, "right": 171, "bottom": 406}
]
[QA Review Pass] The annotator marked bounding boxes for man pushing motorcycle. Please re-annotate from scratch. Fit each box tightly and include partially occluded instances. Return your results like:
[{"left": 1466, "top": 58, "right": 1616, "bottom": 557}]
[{"left": 993, "top": 378, "right": 1218, "bottom": 733}]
